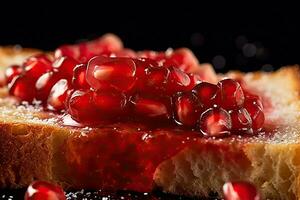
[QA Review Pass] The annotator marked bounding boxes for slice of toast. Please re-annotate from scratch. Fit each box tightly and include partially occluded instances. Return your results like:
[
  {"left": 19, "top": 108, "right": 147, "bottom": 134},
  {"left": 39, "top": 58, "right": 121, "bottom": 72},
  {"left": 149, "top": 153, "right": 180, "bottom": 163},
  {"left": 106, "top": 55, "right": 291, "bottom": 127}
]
[{"left": 0, "top": 47, "right": 300, "bottom": 199}]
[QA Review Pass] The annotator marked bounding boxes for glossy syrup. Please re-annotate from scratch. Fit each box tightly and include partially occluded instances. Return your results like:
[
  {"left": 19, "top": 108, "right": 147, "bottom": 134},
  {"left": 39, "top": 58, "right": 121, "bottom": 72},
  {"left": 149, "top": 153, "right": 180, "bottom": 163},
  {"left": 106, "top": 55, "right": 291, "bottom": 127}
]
[{"left": 61, "top": 118, "right": 199, "bottom": 192}]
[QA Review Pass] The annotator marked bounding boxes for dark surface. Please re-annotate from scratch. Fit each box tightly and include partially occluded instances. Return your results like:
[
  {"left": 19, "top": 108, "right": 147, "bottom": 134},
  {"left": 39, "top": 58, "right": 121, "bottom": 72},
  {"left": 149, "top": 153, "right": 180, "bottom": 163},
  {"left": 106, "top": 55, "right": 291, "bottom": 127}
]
[
  {"left": 0, "top": 189, "right": 217, "bottom": 200},
  {"left": 0, "top": 4, "right": 299, "bottom": 73}
]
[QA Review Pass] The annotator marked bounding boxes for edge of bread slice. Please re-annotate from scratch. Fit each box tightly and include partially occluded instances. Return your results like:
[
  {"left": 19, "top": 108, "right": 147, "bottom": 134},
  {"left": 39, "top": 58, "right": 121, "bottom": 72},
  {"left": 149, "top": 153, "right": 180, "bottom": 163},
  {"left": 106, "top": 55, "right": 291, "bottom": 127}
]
[
  {"left": 1, "top": 47, "right": 300, "bottom": 199},
  {"left": 155, "top": 66, "right": 300, "bottom": 199}
]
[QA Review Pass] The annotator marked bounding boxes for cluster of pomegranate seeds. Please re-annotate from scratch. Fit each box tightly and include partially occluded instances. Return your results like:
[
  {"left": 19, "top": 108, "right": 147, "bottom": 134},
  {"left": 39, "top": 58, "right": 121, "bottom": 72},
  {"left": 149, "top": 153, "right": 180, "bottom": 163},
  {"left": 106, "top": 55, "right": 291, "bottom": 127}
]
[
  {"left": 223, "top": 181, "right": 260, "bottom": 200},
  {"left": 24, "top": 181, "right": 66, "bottom": 200},
  {"left": 5, "top": 35, "right": 265, "bottom": 137}
]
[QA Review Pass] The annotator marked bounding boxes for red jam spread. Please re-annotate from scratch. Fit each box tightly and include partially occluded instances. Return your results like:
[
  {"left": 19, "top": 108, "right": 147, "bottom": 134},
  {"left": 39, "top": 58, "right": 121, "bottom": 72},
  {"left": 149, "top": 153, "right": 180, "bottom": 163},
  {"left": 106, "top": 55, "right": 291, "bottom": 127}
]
[
  {"left": 5, "top": 34, "right": 266, "bottom": 192},
  {"left": 63, "top": 123, "right": 198, "bottom": 191}
]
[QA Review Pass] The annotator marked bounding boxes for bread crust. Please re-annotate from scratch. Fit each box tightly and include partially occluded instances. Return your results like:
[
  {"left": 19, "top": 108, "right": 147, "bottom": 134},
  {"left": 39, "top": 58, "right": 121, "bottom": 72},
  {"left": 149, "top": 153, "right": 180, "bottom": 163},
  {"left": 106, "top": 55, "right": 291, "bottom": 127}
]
[
  {"left": 155, "top": 66, "right": 300, "bottom": 199},
  {"left": 1, "top": 47, "right": 300, "bottom": 199},
  {"left": 0, "top": 46, "right": 40, "bottom": 68}
]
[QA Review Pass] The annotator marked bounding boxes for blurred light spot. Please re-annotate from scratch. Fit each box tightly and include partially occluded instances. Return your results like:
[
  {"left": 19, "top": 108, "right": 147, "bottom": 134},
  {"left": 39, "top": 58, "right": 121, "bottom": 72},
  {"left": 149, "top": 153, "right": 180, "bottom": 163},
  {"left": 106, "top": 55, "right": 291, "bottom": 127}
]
[
  {"left": 242, "top": 43, "right": 256, "bottom": 57},
  {"left": 261, "top": 64, "right": 273, "bottom": 72},
  {"left": 212, "top": 55, "right": 226, "bottom": 69},
  {"left": 191, "top": 33, "right": 204, "bottom": 46},
  {"left": 235, "top": 35, "right": 248, "bottom": 49}
]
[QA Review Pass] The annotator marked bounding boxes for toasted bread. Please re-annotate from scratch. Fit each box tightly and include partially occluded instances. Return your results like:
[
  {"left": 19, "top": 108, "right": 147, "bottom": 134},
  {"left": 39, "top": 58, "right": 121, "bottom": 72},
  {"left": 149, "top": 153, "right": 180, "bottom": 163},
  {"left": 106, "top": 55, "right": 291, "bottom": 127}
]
[{"left": 0, "top": 47, "right": 300, "bottom": 199}]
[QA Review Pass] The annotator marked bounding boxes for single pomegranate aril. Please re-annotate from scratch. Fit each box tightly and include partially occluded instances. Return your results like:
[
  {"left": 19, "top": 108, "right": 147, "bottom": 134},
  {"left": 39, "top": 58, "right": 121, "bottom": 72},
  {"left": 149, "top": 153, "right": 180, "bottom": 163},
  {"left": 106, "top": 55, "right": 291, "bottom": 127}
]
[
  {"left": 79, "top": 34, "right": 123, "bottom": 61},
  {"left": 72, "top": 64, "right": 89, "bottom": 89},
  {"left": 244, "top": 98, "right": 265, "bottom": 131},
  {"left": 24, "top": 181, "right": 66, "bottom": 200},
  {"left": 24, "top": 54, "right": 52, "bottom": 66},
  {"left": 230, "top": 108, "right": 252, "bottom": 133},
  {"left": 218, "top": 79, "right": 245, "bottom": 109},
  {"left": 131, "top": 96, "right": 171, "bottom": 119},
  {"left": 93, "top": 91, "right": 127, "bottom": 118},
  {"left": 143, "top": 66, "right": 169, "bottom": 92},
  {"left": 166, "top": 48, "right": 199, "bottom": 72},
  {"left": 8, "top": 75, "right": 37, "bottom": 102},
  {"left": 35, "top": 71, "right": 62, "bottom": 101},
  {"left": 199, "top": 107, "right": 232, "bottom": 137},
  {"left": 193, "top": 82, "right": 219, "bottom": 107},
  {"left": 55, "top": 34, "right": 123, "bottom": 62},
  {"left": 138, "top": 50, "right": 165, "bottom": 61},
  {"left": 87, "top": 56, "right": 136, "bottom": 92},
  {"left": 52, "top": 56, "right": 79, "bottom": 78},
  {"left": 166, "top": 67, "right": 191, "bottom": 95},
  {"left": 174, "top": 92, "right": 202, "bottom": 126},
  {"left": 68, "top": 90, "right": 98, "bottom": 124},
  {"left": 245, "top": 94, "right": 263, "bottom": 110},
  {"left": 187, "top": 73, "right": 202, "bottom": 90},
  {"left": 24, "top": 56, "right": 52, "bottom": 79},
  {"left": 5, "top": 65, "right": 23, "bottom": 84},
  {"left": 55, "top": 45, "right": 80, "bottom": 60},
  {"left": 47, "top": 79, "right": 70, "bottom": 111},
  {"left": 223, "top": 181, "right": 260, "bottom": 200},
  {"left": 86, "top": 55, "right": 111, "bottom": 90},
  {"left": 111, "top": 48, "right": 137, "bottom": 58},
  {"left": 92, "top": 33, "right": 123, "bottom": 54}
]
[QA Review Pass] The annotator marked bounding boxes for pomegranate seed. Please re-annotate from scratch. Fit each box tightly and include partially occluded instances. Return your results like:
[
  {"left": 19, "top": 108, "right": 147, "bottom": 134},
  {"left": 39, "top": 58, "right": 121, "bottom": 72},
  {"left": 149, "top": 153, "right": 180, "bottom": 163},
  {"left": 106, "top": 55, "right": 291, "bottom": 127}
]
[
  {"left": 143, "top": 66, "right": 169, "bottom": 92},
  {"left": 86, "top": 55, "right": 110, "bottom": 90},
  {"left": 87, "top": 56, "right": 136, "bottom": 92},
  {"left": 111, "top": 48, "right": 137, "bottom": 58},
  {"left": 166, "top": 67, "right": 191, "bottom": 95},
  {"left": 174, "top": 92, "right": 202, "bottom": 126},
  {"left": 55, "top": 34, "right": 123, "bottom": 61},
  {"left": 24, "top": 54, "right": 52, "bottom": 66},
  {"left": 244, "top": 98, "right": 265, "bottom": 131},
  {"left": 8, "top": 75, "right": 36, "bottom": 102},
  {"left": 166, "top": 48, "right": 199, "bottom": 72},
  {"left": 52, "top": 56, "right": 79, "bottom": 78},
  {"left": 223, "top": 181, "right": 260, "bottom": 200},
  {"left": 230, "top": 108, "right": 252, "bottom": 133},
  {"left": 93, "top": 91, "right": 127, "bottom": 118},
  {"left": 138, "top": 50, "right": 165, "bottom": 61},
  {"left": 35, "top": 71, "right": 62, "bottom": 101},
  {"left": 199, "top": 107, "right": 232, "bottom": 137},
  {"left": 192, "top": 82, "right": 219, "bottom": 107},
  {"left": 72, "top": 64, "right": 89, "bottom": 89},
  {"left": 218, "top": 79, "right": 245, "bottom": 109},
  {"left": 193, "top": 63, "right": 218, "bottom": 83},
  {"left": 79, "top": 34, "right": 124, "bottom": 62},
  {"left": 47, "top": 79, "right": 70, "bottom": 111},
  {"left": 245, "top": 94, "right": 263, "bottom": 110},
  {"left": 92, "top": 33, "right": 124, "bottom": 53},
  {"left": 134, "top": 59, "right": 156, "bottom": 77},
  {"left": 55, "top": 45, "right": 80, "bottom": 60},
  {"left": 24, "top": 181, "right": 66, "bottom": 200},
  {"left": 131, "top": 96, "right": 171, "bottom": 119},
  {"left": 24, "top": 56, "right": 52, "bottom": 79},
  {"left": 5, "top": 65, "right": 23, "bottom": 84},
  {"left": 68, "top": 90, "right": 101, "bottom": 124},
  {"left": 186, "top": 73, "right": 202, "bottom": 90}
]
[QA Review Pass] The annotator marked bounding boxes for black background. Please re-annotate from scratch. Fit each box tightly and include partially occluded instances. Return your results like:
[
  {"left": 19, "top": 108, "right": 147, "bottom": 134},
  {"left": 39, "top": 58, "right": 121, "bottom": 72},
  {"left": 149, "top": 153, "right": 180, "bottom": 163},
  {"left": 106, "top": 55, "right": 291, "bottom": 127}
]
[{"left": 0, "top": 3, "right": 299, "bottom": 73}]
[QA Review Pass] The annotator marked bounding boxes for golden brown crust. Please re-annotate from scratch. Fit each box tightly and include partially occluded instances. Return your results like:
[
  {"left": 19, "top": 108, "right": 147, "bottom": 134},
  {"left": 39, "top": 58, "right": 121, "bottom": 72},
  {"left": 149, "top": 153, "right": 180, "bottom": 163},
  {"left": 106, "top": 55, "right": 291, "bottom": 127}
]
[
  {"left": 155, "top": 66, "right": 300, "bottom": 199},
  {"left": 0, "top": 123, "right": 53, "bottom": 188},
  {"left": 0, "top": 46, "right": 41, "bottom": 68}
]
